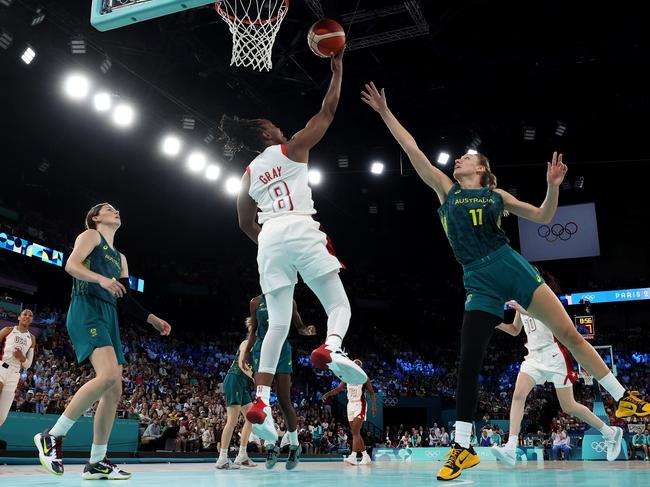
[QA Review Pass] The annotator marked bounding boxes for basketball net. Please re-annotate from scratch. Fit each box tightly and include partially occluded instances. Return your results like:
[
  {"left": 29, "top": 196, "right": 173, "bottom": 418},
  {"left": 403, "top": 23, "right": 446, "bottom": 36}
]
[{"left": 215, "top": 0, "right": 289, "bottom": 71}]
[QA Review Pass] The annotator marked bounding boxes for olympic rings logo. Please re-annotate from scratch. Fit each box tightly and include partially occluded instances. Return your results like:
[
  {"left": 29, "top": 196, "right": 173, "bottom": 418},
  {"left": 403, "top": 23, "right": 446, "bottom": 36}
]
[
  {"left": 591, "top": 441, "right": 607, "bottom": 453},
  {"left": 384, "top": 397, "right": 398, "bottom": 406},
  {"left": 537, "top": 222, "right": 578, "bottom": 242},
  {"left": 582, "top": 295, "right": 595, "bottom": 302}
]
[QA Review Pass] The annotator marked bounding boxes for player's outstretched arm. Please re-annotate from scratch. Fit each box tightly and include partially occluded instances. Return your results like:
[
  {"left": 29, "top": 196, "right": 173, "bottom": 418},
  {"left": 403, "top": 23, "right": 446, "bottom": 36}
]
[
  {"left": 496, "top": 152, "right": 567, "bottom": 224},
  {"left": 361, "top": 82, "right": 454, "bottom": 204},
  {"left": 286, "top": 51, "right": 344, "bottom": 162},
  {"left": 366, "top": 380, "right": 378, "bottom": 416}
]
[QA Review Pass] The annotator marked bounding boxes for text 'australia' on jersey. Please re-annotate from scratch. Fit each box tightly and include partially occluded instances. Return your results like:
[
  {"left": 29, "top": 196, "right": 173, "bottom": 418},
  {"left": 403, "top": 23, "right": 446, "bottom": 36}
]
[
  {"left": 247, "top": 144, "right": 317, "bottom": 224},
  {"left": 437, "top": 183, "right": 509, "bottom": 265}
]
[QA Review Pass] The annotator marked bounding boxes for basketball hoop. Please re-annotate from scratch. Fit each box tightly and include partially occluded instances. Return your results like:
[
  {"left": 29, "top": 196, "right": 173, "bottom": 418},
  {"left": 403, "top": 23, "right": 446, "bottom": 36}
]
[
  {"left": 215, "top": 0, "right": 289, "bottom": 71},
  {"left": 581, "top": 372, "right": 594, "bottom": 386}
]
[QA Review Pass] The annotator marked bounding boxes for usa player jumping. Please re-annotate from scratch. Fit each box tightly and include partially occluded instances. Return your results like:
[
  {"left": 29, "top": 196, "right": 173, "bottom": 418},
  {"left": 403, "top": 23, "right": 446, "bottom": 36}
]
[{"left": 219, "top": 49, "right": 366, "bottom": 442}]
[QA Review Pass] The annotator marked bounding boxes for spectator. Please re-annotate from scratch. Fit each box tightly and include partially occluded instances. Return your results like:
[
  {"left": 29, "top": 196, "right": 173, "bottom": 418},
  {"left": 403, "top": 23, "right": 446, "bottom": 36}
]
[
  {"left": 479, "top": 430, "right": 492, "bottom": 447},
  {"left": 551, "top": 427, "right": 571, "bottom": 460},
  {"left": 630, "top": 431, "right": 649, "bottom": 461}
]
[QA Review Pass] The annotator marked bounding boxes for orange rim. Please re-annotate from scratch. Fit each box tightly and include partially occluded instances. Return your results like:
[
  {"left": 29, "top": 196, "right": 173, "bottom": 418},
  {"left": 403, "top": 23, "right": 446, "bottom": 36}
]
[{"left": 215, "top": 0, "right": 289, "bottom": 26}]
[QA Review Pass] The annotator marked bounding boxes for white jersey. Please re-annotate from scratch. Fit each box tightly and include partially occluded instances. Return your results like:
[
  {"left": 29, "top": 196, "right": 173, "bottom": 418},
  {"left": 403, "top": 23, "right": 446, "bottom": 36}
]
[
  {"left": 347, "top": 383, "right": 365, "bottom": 403},
  {"left": 247, "top": 144, "right": 316, "bottom": 224},
  {"left": 521, "top": 314, "right": 556, "bottom": 351},
  {"left": 1, "top": 327, "right": 32, "bottom": 368}
]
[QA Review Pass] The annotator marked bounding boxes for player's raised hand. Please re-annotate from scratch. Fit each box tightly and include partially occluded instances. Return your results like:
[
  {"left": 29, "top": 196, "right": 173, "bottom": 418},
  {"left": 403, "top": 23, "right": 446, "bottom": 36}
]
[
  {"left": 330, "top": 48, "right": 344, "bottom": 74},
  {"left": 547, "top": 151, "right": 568, "bottom": 187},
  {"left": 361, "top": 82, "right": 388, "bottom": 114}
]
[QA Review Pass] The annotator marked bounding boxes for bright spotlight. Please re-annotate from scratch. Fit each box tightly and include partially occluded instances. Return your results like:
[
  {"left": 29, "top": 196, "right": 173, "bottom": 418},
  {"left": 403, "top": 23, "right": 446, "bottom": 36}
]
[
  {"left": 161, "top": 135, "right": 182, "bottom": 157},
  {"left": 112, "top": 103, "right": 135, "bottom": 127},
  {"left": 467, "top": 149, "right": 478, "bottom": 155},
  {"left": 63, "top": 74, "right": 90, "bottom": 100},
  {"left": 437, "top": 152, "right": 450, "bottom": 165},
  {"left": 225, "top": 176, "right": 241, "bottom": 195},
  {"left": 370, "top": 162, "right": 384, "bottom": 175},
  {"left": 205, "top": 164, "right": 221, "bottom": 181},
  {"left": 20, "top": 46, "right": 36, "bottom": 64},
  {"left": 187, "top": 152, "right": 207, "bottom": 172},
  {"left": 93, "top": 92, "right": 112, "bottom": 112},
  {"left": 308, "top": 169, "right": 322, "bottom": 185}
]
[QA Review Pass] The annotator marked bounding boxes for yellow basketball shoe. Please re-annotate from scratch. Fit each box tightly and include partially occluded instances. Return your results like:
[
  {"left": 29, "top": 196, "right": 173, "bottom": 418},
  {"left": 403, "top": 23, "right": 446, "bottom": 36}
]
[
  {"left": 436, "top": 443, "right": 480, "bottom": 481},
  {"left": 616, "top": 391, "right": 650, "bottom": 418}
]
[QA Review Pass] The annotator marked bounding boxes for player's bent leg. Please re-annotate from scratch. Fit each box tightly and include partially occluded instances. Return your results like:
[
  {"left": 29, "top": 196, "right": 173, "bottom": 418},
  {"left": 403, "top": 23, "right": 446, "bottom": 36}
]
[
  {"left": 247, "top": 285, "right": 293, "bottom": 438},
  {"left": 234, "top": 405, "right": 257, "bottom": 467},
  {"left": 306, "top": 272, "right": 367, "bottom": 385},
  {"left": 555, "top": 386, "right": 622, "bottom": 461},
  {"left": 217, "top": 405, "right": 242, "bottom": 469},
  {"left": 493, "top": 372, "right": 535, "bottom": 467},
  {"left": 527, "top": 285, "right": 650, "bottom": 416}
]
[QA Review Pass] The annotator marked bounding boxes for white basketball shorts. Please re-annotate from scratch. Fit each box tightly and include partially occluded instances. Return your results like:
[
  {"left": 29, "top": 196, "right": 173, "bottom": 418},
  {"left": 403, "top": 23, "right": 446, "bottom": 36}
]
[
  {"left": 520, "top": 342, "right": 573, "bottom": 389},
  {"left": 257, "top": 215, "right": 342, "bottom": 294}
]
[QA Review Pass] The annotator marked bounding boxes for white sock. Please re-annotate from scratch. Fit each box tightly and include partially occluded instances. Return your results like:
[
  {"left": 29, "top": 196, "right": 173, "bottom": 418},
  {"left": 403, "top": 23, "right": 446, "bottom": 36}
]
[
  {"left": 506, "top": 436, "right": 518, "bottom": 446},
  {"left": 599, "top": 424, "right": 615, "bottom": 438},
  {"left": 238, "top": 444, "right": 247, "bottom": 457},
  {"left": 598, "top": 372, "right": 626, "bottom": 401},
  {"left": 256, "top": 385, "right": 271, "bottom": 404},
  {"left": 362, "top": 450, "right": 370, "bottom": 458},
  {"left": 289, "top": 430, "right": 299, "bottom": 446},
  {"left": 454, "top": 421, "right": 472, "bottom": 449},
  {"left": 89, "top": 444, "right": 107, "bottom": 464},
  {"left": 49, "top": 414, "right": 75, "bottom": 437},
  {"left": 326, "top": 335, "right": 343, "bottom": 349},
  {"left": 218, "top": 448, "right": 228, "bottom": 460}
]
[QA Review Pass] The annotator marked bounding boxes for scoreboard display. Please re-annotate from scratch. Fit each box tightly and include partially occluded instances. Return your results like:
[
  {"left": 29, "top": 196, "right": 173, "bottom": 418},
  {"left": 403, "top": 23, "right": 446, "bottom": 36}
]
[{"left": 574, "top": 315, "right": 595, "bottom": 339}]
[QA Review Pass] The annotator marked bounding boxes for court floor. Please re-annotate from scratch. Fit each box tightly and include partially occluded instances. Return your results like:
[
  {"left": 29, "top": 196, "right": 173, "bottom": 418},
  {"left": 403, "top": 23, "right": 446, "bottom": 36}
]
[{"left": 1, "top": 461, "right": 648, "bottom": 486}]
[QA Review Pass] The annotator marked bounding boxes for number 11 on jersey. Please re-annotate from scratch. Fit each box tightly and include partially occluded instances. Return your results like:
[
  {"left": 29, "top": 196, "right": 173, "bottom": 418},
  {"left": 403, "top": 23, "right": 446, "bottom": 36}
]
[{"left": 469, "top": 208, "right": 483, "bottom": 226}]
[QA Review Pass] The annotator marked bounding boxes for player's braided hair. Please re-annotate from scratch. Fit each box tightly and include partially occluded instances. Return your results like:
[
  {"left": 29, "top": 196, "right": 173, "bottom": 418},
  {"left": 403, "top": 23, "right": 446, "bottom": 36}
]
[{"left": 219, "top": 114, "right": 266, "bottom": 156}]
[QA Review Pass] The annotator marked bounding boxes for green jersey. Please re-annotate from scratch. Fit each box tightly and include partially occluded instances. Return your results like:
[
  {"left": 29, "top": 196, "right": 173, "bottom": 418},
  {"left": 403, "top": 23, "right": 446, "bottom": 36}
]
[
  {"left": 254, "top": 295, "right": 269, "bottom": 343},
  {"left": 438, "top": 183, "right": 509, "bottom": 265},
  {"left": 71, "top": 232, "right": 122, "bottom": 306},
  {"left": 227, "top": 348, "right": 246, "bottom": 376}
]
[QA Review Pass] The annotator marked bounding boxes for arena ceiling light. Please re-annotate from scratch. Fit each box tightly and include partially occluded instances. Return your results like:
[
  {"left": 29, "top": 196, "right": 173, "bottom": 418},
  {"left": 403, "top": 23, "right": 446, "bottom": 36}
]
[
  {"left": 437, "top": 152, "right": 450, "bottom": 165},
  {"left": 187, "top": 151, "right": 207, "bottom": 172},
  {"left": 205, "top": 164, "right": 221, "bottom": 181},
  {"left": 20, "top": 46, "right": 36, "bottom": 64},
  {"left": 92, "top": 92, "right": 112, "bottom": 112},
  {"left": 225, "top": 176, "right": 241, "bottom": 195},
  {"left": 112, "top": 103, "right": 135, "bottom": 128},
  {"left": 63, "top": 73, "right": 90, "bottom": 100},
  {"left": 467, "top": 149, "right": 478, "bottom": 155},
  {"left": 161, "top": 135, "right": 182, "bottom": 157},
  {"left": 308, "top": 169, "right": 322, "bottom": 186},
  {"left": 0, "top": 29, "right": 13, "bottom": 50},
  {"left": 370, "top": 161, "right": 384, "bottom": 175}
]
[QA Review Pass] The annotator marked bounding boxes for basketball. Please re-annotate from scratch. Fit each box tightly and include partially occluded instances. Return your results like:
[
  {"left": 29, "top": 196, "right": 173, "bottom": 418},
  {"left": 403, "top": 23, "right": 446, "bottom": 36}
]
[{"left": 307, "top": 19, "right": 346, "bottom": 58}]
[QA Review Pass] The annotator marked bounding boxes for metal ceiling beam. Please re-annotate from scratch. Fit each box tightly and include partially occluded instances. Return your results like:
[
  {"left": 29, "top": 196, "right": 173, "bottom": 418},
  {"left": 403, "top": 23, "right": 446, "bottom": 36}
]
[{"left": 341, "top": 1, "right": 429, "bottom": 51}]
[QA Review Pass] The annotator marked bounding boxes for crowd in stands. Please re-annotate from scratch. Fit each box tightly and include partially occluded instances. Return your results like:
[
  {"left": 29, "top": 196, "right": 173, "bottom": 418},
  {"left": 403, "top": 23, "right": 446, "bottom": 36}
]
[{"left": 2, "top": 294, "right": 648, "bottom": 459}]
